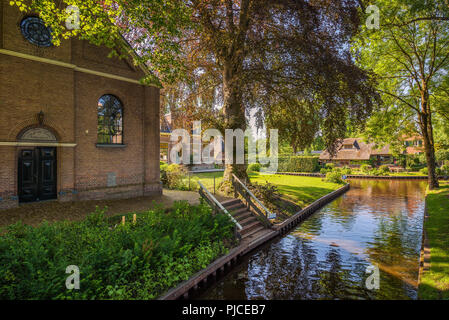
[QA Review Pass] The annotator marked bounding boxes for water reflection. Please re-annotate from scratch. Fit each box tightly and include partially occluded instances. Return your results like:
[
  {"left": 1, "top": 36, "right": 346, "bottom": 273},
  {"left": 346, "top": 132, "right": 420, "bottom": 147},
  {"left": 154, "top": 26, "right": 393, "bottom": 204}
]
[{"left": 199, "top": 179, "right": 427, "bottom": 300}]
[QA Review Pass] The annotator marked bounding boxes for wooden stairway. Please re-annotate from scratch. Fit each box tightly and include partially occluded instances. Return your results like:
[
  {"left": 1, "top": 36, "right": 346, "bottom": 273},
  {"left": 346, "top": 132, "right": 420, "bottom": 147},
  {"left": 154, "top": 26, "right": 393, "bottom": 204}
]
[{"left": 221, "top": 198, "right": 268, "bottom": 241}]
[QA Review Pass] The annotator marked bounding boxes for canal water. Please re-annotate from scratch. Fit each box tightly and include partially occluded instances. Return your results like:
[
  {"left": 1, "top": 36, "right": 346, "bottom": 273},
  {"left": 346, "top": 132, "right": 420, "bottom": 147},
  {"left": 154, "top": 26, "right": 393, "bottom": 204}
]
[{"left": 199, "top": 179, "right": 427, "bottom": 300}]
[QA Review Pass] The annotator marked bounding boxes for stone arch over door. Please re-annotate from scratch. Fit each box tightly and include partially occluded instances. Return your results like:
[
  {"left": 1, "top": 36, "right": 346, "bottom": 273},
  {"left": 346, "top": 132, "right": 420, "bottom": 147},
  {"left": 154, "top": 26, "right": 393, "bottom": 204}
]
[{"left": 18, "top": 127, "right": 58, "bottom": 142}]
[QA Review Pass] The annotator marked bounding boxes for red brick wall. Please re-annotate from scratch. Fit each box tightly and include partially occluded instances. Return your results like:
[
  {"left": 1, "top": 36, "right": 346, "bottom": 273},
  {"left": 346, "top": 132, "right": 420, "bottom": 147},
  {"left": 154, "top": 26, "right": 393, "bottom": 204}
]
[{"left": 0, "top": 0, "right": 161, "bottom": 209}]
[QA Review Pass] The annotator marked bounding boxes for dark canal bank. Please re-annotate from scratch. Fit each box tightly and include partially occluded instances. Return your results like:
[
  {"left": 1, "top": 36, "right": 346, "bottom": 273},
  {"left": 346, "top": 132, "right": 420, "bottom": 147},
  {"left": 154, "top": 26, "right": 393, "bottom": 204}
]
[{"left": 198, "top": 179, "right": 427, "bottom": 300}]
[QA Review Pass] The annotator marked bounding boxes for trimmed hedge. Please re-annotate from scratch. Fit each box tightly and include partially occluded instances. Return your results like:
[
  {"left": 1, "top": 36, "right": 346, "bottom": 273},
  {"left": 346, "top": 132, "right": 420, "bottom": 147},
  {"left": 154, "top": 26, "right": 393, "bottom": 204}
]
[{"left": 278, "top": 156, "right": 320, "bottom": 173}]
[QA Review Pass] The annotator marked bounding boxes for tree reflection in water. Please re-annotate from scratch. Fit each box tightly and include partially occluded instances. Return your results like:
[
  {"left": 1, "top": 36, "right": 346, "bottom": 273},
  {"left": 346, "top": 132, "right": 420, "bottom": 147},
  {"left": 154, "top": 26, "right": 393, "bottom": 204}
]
[{"left": 199, "top": 180, "right": 427, "bottom": 300}]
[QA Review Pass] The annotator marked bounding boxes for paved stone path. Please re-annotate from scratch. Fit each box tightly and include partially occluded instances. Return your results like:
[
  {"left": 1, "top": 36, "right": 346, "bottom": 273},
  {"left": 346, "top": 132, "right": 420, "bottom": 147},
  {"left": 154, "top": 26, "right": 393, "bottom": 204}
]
[{"left": 0, "top": 189, "right": 222, "bottom": 228}]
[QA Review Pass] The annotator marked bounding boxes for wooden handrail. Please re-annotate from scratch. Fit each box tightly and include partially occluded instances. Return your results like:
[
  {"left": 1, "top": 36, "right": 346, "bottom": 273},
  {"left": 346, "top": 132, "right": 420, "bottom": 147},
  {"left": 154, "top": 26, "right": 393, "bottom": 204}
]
[
  {"left": 231, "top": 174, "right": 273, "bottom": 226},
  {"left": 197, "top": 181, "right": 243, "bottom": 230}
]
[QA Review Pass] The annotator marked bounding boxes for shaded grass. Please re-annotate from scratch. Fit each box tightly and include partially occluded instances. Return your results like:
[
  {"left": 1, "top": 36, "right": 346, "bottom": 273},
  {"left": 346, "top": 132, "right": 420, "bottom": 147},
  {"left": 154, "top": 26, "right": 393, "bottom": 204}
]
[{"left": 418, "top": 182, "right": 449, "bottom": 300}]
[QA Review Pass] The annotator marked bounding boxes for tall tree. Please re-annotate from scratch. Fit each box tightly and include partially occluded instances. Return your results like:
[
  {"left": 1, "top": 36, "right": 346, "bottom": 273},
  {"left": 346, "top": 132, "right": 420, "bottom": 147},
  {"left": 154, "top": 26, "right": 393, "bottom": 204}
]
[
  {"left": 18, "top": 0, "right": 378, "bottom": 183},
  {"left": 164, "top": 0, "right": 378, "bottom": 182},
  {"left": 354, "top": 0, "right": 449, "bottom": 189}
]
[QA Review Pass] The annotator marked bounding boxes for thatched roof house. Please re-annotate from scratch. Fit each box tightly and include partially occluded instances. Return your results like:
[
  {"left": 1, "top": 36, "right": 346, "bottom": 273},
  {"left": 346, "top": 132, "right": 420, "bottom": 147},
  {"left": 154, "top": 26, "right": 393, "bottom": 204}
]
[{"left": 319, "top": 138, "right": 391, "bottom": 166}]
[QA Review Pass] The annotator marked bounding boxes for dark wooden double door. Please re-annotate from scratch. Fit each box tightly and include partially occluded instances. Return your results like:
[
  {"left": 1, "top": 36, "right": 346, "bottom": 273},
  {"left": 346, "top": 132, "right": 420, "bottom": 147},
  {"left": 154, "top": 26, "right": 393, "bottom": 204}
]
[{"left": 18, "top": 147, "right": 57, "bottom": 203}]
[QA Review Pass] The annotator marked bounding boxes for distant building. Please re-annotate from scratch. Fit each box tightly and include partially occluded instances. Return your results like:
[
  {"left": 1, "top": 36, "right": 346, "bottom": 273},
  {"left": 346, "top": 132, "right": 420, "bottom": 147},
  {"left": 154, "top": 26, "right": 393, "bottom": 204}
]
[
  {"left": 319, "top": 136, "right": 425, "bottom": 167},
  {"left": 401, "top": 136, "right": 424, "bottom": 155},
  {"left": 319, "top": 138, "right": 392, "bottom": 166}
]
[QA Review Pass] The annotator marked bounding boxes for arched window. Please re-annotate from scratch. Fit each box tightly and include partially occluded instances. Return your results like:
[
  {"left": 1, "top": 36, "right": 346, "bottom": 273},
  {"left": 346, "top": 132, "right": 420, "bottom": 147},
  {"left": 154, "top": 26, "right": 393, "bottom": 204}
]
[{"left": 97, "top": 95, "right": 123, "bottom": 144}]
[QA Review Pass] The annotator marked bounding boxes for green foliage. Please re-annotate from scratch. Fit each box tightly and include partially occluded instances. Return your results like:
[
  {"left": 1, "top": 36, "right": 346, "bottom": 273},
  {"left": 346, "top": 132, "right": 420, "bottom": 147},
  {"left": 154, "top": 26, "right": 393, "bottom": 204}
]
[
  {"left": 164, "top": 164, "right": 188, "bottom": 190},
  {"left": 360, "top": 164, "right": 371, "bottom": 173},
  {"left": 325, "top": 163, "right": 335, "bottom": 170},
  {"left": 420, "top": 167, "right": 429, "bottom": 175},
  {"left": 341, "top": 166, "right": 352, "bottom": 175},
  {"left": 247, "top": 163, "right": 261, "bottom": 173},
  {"left": 320, "top": 168, "right": 328, "bottom": 175},
  {"left": 379, "top": 165, "right": 390, "bottom": 174},
  {"left": 278, "top": 156, "right": 320, "bottom": 173},
  {"left": 436, "top": 149, "right": 449, "bottom": 162},
  {"left": 0, "top": 202, "right": 235, "bottom": 299},
  {"left": 9, "top": 0, "right": 192, "bottom": 87},
  {"left": 440, "top": 164, "right": 449, "bottom": 175},
  {"left": 325, "top": 171, "right": 344, "bottom": 184}
]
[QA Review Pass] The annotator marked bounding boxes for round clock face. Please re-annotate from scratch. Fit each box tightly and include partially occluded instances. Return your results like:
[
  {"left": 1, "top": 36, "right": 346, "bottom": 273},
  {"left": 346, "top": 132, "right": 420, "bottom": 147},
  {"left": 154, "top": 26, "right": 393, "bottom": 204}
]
[{"left": 20, "top": 17, "right": 52, "bottom": 47}]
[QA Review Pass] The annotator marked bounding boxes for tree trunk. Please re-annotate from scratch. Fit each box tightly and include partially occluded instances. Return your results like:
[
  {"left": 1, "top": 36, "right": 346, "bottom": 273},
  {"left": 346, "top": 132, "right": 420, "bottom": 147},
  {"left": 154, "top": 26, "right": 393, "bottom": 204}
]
[
  {"left": 221, "top": 59, "right": 248, "bottom": 185},
  {"left": 419, "top": 92, "right": 439, "bottom": 190}
]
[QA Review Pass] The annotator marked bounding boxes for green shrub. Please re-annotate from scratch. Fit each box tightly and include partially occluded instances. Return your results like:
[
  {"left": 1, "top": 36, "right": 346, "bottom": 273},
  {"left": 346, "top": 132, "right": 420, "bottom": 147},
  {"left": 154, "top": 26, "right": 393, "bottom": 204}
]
[
  {"left": 278, "top": 156, "right": 320, "bottom": 172},
  {"left": 440, "top": 165, "right": 449, "bottom": 175},
  {"left": 369, "top": 168, "right": 383, "bottom": 176},
  {"left": 160, "top": 163, "right": 169, "bottom": 185},
  {"left": 436, "top": 167, "right": 442, "bottom": 176},
  {"left": 320, "top": 168, "right": 328, "bottom": 175},
  {"left": 0, "top": 202, "right": 235, "bottom": 300},
  {"left": 379, "top": 165, "right": 390, "bottom": 174},
  {"left": 165, "top": 164, "right": 188, "bottom": 190},
  {"left": 325, "top": 171, "right": 344, "bottom": 184},
  {"left": 341, "top": 166, "right": 352, "bottom": 175},
  {"left": 360, "top": 164, "right": 371, "bottom": 173},
  {"left": 325, "top": 163, "right": 335, "bottom": 170},
  {"left": 247, "top": 163, "right": 261, "bottom": 173},
  {"left": 420, "top": 167, "right": 428, "bottom": 175}
]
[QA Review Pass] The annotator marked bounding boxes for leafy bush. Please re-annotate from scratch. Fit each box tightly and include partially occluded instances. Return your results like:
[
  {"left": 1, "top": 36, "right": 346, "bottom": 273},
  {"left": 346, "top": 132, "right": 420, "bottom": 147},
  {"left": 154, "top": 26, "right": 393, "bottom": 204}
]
[
  {"left": 165, "top": 164, "right": 189, "bottom": 190},
  {"left": 325, "top": 163, "right": 335, "bottom": 170},
  {"left": 341, "top": 166, "right": 352, "bottom": 175},
  {"left": 0, "top": 202, "right": 235, "bottom": 300},
  {"left": 278, "top": 156, "right": 320, "bottom": 172},
  {"left": 160, "top": 163, "right": 169, "bottom": 186},
  {"left": 320, "top": 168, "right": 328, "bottom": 175},
  {"left": 379, "top": 165, "right": 390, "bottom": 174},
  {"left": 247, "top": 163, "right": 261, "bottom": 173},
  {"left": 360, "top": 164, "right": 371, "bottom": 173},
  {"left": 420, "top": 167, "right": 428, "bottom": 175},
  {"left": 325, "top": 171, "right": 344, "bottom": 184},
  {"left": 440, "top": 165, "right": 449, "bottom": 175}
]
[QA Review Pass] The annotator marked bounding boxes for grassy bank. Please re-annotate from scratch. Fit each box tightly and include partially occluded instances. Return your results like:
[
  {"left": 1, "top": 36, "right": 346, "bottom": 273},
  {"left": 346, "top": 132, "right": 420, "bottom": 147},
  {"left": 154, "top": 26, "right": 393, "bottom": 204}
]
[
  {"left": 418, "top": 182, "right": 449, "bottom": 300},
  {"left": 192, "top": 172, "right": 342, "bottom": 208},
  {"left": 0, "top": 202, "right": 235, "bottom": 299},
  {"left": 249, "top": 173, "right": 342, "bottom": 208}
]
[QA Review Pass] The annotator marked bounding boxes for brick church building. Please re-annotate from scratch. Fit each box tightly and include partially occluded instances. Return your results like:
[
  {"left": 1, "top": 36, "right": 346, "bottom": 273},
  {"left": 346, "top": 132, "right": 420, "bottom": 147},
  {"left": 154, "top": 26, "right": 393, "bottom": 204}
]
[{"left": 0, "top": 1, "right": 162, "bottom": 210}]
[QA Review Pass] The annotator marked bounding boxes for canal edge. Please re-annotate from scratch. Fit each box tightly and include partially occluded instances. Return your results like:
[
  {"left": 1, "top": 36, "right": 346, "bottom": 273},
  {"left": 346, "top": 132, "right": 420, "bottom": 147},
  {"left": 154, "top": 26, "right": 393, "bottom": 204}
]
[
  {"left": 158, "top": 183, "right": 350, "bottom": 300},
  {"left": 417, "top": 200, "right": 431, "bottom": 295}
]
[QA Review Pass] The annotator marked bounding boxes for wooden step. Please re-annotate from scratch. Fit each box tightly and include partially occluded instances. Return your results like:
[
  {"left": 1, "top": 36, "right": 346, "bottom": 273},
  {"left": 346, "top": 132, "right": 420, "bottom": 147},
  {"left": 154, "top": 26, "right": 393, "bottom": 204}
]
[
  {"left": 229, "top": 207, "right": 249, "bottom": 217},
  {"left": 241, "top": 225, "right": 266, "bottom": 240},
  {"left": 238, "top": 216, "right": 258, "bottom": 226},
  {"left": 233, "top": 210, "right": 253, "bottom": 221},
  {"left": 221, "top": 199, "right": 241, "bottom": 207},
  {"left": 240, "top": 221, "right": 263, "bottom": 235},
  {"left": 224, "top": 202, "right": 245, "bottom": 211}
]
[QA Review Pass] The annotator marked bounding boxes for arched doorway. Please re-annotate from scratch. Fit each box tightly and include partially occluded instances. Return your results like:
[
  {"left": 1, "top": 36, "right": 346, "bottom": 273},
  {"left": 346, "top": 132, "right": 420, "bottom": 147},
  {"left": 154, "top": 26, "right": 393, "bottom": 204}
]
[{"left": 18, "top": 127, "right": 57, "bottom": 203}]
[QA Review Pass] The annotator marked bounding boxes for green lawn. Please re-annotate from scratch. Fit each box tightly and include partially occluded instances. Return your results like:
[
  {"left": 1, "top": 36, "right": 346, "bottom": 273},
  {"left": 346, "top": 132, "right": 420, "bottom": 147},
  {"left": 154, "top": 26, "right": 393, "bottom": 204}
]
[
  {"left": 249, "top": 173, "right": 342, "bottom": 207},
  {"left": 192, "top": 171, "right": 342, "bottom": 208},
  {"left": 418, "top": 182, "right": 449, "bottom": 300}
]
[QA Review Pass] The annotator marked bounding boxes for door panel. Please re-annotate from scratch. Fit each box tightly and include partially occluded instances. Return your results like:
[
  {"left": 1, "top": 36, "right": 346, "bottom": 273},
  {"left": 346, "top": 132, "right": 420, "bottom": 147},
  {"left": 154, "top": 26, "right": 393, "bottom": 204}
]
[
  {"left": 18, "top": 149, "right": 38, "bottom": 202},
  {"left": 37, "top": 147, "right": 57, "bottom": 201},
  {"left": 18, "top": 147, "right": 57, "bottom": 203}
]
